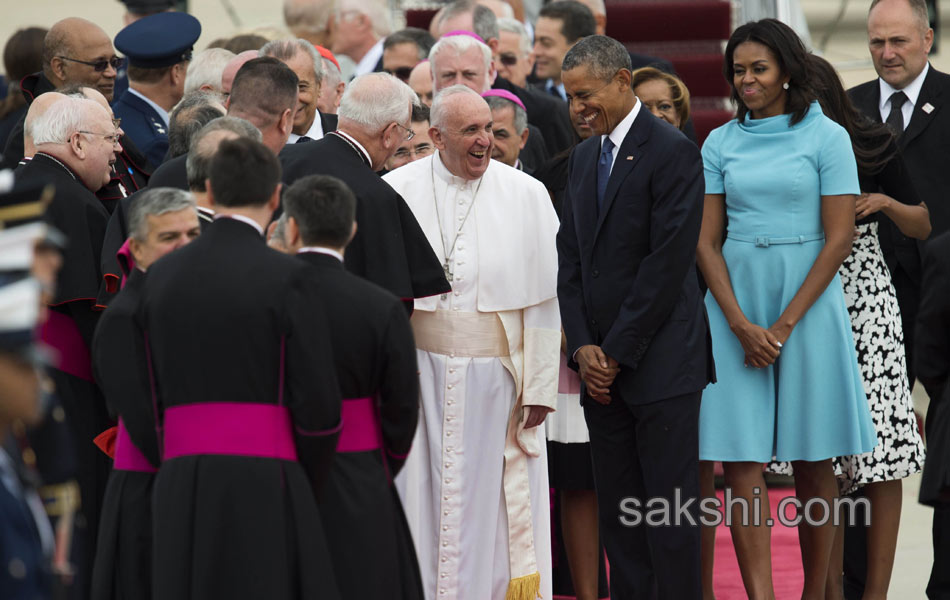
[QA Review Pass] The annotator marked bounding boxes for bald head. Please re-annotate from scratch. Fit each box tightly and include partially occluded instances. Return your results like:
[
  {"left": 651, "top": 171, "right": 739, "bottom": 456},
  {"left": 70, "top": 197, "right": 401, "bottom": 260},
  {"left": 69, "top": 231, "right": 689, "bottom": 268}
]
[
  {"left": 408, "top": 61, "right": 434, "bottom": 106},
  {"left": 221, "top": 50, "right": 260, "bottom": 95},
  {"left": 24, "top": 92, "right": 68, "bottom": 157},
  {"left": 44, "top": 18, "right": 118, "bottom": 101}
]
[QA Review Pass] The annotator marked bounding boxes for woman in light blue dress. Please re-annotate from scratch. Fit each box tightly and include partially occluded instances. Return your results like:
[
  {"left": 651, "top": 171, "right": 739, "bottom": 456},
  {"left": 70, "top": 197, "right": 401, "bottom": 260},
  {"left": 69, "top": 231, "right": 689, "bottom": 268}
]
[{"left": 696, "top": 20, "right": 877, "bottom": 599}]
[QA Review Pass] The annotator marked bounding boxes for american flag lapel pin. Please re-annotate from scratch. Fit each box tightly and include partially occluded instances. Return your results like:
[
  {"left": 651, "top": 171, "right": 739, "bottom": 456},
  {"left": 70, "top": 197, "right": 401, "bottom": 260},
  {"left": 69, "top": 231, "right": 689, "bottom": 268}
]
[{"left": 923, "top": 102, "right": 935, "bottom": 114}]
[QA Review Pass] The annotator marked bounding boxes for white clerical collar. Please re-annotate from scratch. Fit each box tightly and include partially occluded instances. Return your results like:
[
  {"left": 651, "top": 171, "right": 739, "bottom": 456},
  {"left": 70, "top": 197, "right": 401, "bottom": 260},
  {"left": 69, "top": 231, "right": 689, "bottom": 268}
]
[
  {"left": 333, "top": 130, "right": 372, "bottom": 166},
  {"left": 879, "top": 61, "right": 929, "bottom": 112},
  {"left": 297, "top": 246, "right": 344, "bottom": 262},
  {"left": 287, "top": 114, "right": 326, "bottom": 144},
  {"left": 128, "top": 87, "right": 170, "bottom": 127},
  {"left": 354, "top": 38, "right": 384, "bottom": 78},
  {"left": 604, "top": 98, "right": 641, "bottom": 153},
  {"left": 431, "top": 150, "right": 486, "bottom": 187},
  {"left": 213, "top": 213, "right": 265, "bottom": 236}
]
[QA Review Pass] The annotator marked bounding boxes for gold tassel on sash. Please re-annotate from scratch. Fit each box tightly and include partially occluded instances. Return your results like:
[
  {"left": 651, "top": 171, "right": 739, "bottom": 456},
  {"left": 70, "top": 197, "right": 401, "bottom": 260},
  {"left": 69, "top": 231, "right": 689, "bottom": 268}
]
[{"left": 505, "top": 571, "right": 541, "bottom": 600}]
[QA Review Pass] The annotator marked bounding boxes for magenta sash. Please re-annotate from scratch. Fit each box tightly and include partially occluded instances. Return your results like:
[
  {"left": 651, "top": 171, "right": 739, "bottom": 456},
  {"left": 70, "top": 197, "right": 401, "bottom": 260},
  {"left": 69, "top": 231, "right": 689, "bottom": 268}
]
[
  {"left": 39, "top": 310, "right": 93, "bottom": 381},
  {"left": 163, "top": 402, "right": 298, "bottom": 461},
  {"left": 337, "top": 397, "right": 383, "bottom": 453},
  {"left": 114, "top": 419, "right": 158, "bottom": 473}
]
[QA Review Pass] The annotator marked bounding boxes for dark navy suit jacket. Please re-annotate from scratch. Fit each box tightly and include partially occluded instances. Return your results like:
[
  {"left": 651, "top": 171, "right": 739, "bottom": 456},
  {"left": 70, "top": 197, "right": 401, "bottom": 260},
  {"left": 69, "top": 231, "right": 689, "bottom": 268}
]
[
  {"left": 113, "top": 89, "right": 169, "bottom": 168},
  {"left": 557, "top": 106, "right": 713, "bottom": 404}
]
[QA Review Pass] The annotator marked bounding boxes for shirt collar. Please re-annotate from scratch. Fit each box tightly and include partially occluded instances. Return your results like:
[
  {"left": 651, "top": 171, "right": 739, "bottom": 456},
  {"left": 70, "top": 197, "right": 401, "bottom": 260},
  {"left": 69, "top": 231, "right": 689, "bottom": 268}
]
[
  {"left": 287, "top": 114, "right": 326, "bottom": 144},
  {"left": 604, "top": 98, "right": 641, "bottom": 151},
  {"left": 332, "top": 130, "right": 372, "bottom": 166},
  {"left": 879, "top": 62, "right": 930, "bottom": 111},
  {"left": 128, "top": 87, "right": 170, "bottom": 127},
  {"left": 545, "top": 79, "right": 566, "bottom": 101},
  {"left": 213, "top": 213, "right": 264, "bottom": 236},
  {"left": 354, "top": 38, "right": 384, "bottom": 78},
  {"left": 297, "top": 246, "right": 344, "bottom": 262}
]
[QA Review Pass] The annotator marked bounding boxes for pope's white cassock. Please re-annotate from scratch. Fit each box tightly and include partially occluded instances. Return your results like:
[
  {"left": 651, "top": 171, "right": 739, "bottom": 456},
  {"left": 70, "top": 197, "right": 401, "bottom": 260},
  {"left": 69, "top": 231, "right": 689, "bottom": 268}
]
[{"left": 384, "top": 152, "right": 560, "bottom": 600}]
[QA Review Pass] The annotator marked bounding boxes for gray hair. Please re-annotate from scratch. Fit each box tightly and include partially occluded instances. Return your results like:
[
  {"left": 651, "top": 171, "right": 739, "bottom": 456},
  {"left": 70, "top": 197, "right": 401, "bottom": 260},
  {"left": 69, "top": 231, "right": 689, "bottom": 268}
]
[
  {"left": 128, "top": 188, "right": 197, "bottom": 242},
  {"left": 322, "top": 57, "right": 342, "bottom": 89},
  {"left": 187, "top": 116, "right": 262, "bottom": 191},
  {"left": 185, "top": 48, "right": 236, "bottom": 95},
  {"left": 438, "top": 1, "right": 499, "bottom": 41},
  {"left": 485, "top": 94, "right": 526, "bottom": 134},
  {"left": 429, "top": 34, "right": 493, "bottom": 88},
  {"left": 337, "top": 0, "right": 393, "bottom": 38},
  {"left": 283, "top": 0, "right": 334, "bottom": 35},
  {"left": 32, "top": 97, "right": 99, "bottom": 145},
  {"left": 497, "top": 17, "right": 531, "bottom": 57},
  {"left": 168, "top": 91, "right": 226, "bottom": 157},
  {"left": 430, "top": 84, "right": 483, "bottom": 130},
  {"left": 259, "top": 38, "right": 325, "bottom": 85},
  {"left": 562, "top": 34, "right": 632, "bottom": 81},
  {"left": 338, "top": 72, "right": 417, "bottom": 133},
  {"left": 869, "top": 0, "right": 931, "bottom": 33}
]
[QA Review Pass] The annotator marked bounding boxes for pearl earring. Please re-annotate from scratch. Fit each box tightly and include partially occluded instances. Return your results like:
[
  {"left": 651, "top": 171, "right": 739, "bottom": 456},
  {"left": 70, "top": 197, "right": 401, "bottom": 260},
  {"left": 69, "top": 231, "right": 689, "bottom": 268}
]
[{"left": 783, "top": 82, "right": 790, "bottom": 90}]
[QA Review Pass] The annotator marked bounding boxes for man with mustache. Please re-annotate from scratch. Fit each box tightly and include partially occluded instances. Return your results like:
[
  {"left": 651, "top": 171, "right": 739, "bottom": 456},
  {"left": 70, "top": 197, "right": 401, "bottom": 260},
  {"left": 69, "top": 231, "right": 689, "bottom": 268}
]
[{"left": 384, "top": 85, "right": 560, "bottom": 600}]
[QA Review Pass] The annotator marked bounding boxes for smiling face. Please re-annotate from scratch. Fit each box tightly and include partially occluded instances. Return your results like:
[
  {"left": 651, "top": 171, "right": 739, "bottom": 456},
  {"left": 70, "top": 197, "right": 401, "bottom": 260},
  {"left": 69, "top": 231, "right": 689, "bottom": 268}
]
[
  {"left": 634, "top": 78, "right": 681, "bottom": 129},
  {"left": 386, "top": 120, "right": 434, "bottom": 170},
  {"left": 732, "top": 41, "right": 788, "bottom": 119},
  {"left": 432, "top": 46, "right": 493, "bottom": 93},
  {"left": 562, "top": 64, "right": 633, "bottom": 137},
  {"left": 130, "top": 207, "right": 201, "bottom": 270},
  {"left": 432, "top": 93, "right": 493, "bottom": 180},
  {"left": 58, "top": 24, "right": 119, "bottom": 101},
  {"left": 284, "top": 49, "right": 320, "bottom": 135},
  {"left": 77, "top": 103, "right": 122, "bottom": 191},
  {"left": 532, "top": 16, "right": 571, "bottom": 82},
  {"left": 868, "top": 0, "right": 933, "bottom": 90}
]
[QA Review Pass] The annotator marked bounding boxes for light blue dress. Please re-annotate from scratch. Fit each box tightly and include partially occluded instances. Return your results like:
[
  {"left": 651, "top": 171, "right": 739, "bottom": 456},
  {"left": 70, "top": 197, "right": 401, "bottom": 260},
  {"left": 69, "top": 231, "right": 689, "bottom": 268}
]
[{"left": 699, "top": 101, "right": 878, "bottom": 463}]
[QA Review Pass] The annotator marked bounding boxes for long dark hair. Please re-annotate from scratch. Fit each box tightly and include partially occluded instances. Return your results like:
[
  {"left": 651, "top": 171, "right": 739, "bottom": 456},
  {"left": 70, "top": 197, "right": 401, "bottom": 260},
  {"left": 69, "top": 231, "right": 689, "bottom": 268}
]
[
  {"left": 0, "top": 27, "right": 47, "bottom": 121},
  {"left": 724, "top": 19, "right": 815, "bottom": 125},
  {"left": 807, "top": 54, "right": 895, "bottom": 175}
]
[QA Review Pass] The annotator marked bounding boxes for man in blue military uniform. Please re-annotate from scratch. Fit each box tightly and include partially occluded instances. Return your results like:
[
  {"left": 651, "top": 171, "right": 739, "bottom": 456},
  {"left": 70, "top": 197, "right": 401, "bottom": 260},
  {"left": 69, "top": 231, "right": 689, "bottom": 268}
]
[{"left": 113, "top": 12, "right": 201, "bottom": 167}]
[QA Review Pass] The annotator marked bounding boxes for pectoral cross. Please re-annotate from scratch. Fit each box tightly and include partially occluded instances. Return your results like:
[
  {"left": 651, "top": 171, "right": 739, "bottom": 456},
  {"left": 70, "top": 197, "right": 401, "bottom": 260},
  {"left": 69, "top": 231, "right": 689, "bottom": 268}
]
[{"left": 441, "top": 259, "right": 454, "bottom": 300}]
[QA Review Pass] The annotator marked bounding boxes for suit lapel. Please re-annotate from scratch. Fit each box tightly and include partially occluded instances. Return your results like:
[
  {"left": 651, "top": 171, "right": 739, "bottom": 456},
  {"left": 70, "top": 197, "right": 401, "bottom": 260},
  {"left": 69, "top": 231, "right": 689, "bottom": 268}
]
[
  {"left": 854, "top": 83, "right": 882, "bottom": 123},
  {"left": 575, "top": 140, "right": 600, "bottom": 245},
  {"left": 592, "top": 110, "right": 650, "bottom": 243},
  {"left": 902, "top": 67, "right": 943, "bottom": 149}
]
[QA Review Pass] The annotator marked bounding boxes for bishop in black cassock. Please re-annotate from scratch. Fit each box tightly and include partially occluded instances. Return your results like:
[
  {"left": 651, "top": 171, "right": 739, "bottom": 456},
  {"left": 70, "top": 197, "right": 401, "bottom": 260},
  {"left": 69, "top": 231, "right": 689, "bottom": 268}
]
[
  {"left": 280, "top": 174, "right": 423, "bottom": 600},
  {"left": 144, "top": 138, "right": 342, "bottom": 600}
]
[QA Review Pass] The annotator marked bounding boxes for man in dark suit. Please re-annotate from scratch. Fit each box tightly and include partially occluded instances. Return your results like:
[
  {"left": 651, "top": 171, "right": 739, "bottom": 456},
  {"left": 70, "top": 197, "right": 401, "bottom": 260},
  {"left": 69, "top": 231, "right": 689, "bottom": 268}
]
[
  {"left": 260, "top": 38, "right": 336, "bottom": 143},
  {"left": 848, "top": 2, "right": 948, "bottom": 596},
  {"left": 277, "top": 174, "right": 423, "bottom": 600},
  {"left": 557, "top": 36, "right": 712, "bottom": 598},
  {"left": 917, "top": 230, "right": 950, "bottom": 599},
  {"left": 112, "top": 12, "right": 201, "bottom": 167},
  {"left": 280, "top": 72, "right": 449, "bottom": 302}
]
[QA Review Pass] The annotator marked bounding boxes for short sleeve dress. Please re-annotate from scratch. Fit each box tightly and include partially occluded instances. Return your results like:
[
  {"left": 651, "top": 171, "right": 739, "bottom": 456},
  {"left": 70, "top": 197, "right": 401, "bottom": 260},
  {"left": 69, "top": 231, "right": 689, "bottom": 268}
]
[{"left": 699, "top": 101, "right": 878, "bottom": 463}]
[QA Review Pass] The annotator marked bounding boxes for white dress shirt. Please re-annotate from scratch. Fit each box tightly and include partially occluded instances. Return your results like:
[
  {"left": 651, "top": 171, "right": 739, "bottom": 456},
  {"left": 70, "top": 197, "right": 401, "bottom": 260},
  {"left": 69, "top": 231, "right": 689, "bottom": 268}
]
[
  {"left": 286, "top": 114, "right": 326, "bottom": 144},
  {"left": 297, "top": 246, "right": 343, "bottom": 262},
  {"left": 213, "top": 213, "right": 265, "bottom": 236},
  {"left": 878, "top": 62, "right": 930, "bottom": 130},
  {"left": 128, "top": 87, "right": 169, "bottom": 127},
  {"left": 353, "top": 38, "right": 384, "bottom": 79}
]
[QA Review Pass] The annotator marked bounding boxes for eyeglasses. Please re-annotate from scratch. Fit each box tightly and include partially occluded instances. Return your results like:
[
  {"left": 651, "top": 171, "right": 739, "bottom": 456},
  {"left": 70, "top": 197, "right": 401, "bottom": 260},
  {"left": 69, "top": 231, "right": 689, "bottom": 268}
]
[
  {"left": 566, "top": 76, "right": 616, "bottom": 106},
  {"left": 393, "top": 121, "right": 415, "bottom": 141},
  {"left": 498, "top": 52, "right": 519, "bottom": 67},
  {"left": 78, "top": 130, "right": 122, "bottom": 145},
  {"left": 393, "top": 143, "right": 432, "bottom": 160},
  {"left": 112, "top": 117, "right": 122, "bottom": 129},
  {"left": 385, "top": 66, "right": 413, "bottom": 82},
  {"left": 57, "top": 56, "right": 122, "bottom": 72}
]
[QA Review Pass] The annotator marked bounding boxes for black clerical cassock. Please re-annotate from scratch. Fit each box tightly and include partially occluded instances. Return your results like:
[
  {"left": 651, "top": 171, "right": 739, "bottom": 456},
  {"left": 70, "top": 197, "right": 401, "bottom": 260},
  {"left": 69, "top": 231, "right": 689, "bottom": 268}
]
[
  {"left": 296, "top": 249, "right": 423, "bottom": 599},
  {"left": 88, "top": 267, "right": 158, "bottom": 600},
  {"left": 279, "top": 133, "right": 450, "bottom": 302},
  {"left": 143, "top": 217, "right": 343, "bottom": 600}
]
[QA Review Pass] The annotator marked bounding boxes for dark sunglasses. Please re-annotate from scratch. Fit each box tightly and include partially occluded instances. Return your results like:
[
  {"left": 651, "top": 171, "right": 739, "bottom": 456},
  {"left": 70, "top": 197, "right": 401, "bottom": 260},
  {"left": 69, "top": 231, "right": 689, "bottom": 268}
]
[
  {"left": 498, "top": 52, "right": 519, "bottom": 67},
  {"left": 385, "top": 66, "right": 414, "bottom": 82},
  {"left": 58, "top": 56, "right": 123, "bottom": 72}
]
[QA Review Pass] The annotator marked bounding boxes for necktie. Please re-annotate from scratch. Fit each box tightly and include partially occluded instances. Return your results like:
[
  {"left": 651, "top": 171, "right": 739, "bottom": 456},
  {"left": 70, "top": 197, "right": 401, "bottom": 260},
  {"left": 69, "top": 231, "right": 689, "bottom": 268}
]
[
  {"left": 295, "top": 135, "right": 313, "bottom": 144},
  {"left": 547, "top": 83, "right": 564, "bottom": 101},
  {"left": 886, "top": 91, "right": 908, "bottom": 134},
  {"left": 596, "top": 137, "right": 615, "bottom": 214}
]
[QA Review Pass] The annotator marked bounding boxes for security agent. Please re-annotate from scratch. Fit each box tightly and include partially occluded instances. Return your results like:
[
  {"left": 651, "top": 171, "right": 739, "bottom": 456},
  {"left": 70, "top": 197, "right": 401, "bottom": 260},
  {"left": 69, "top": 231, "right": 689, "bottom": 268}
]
[{"left": 112, "top": 11, "right": 201, "bottom": 167}]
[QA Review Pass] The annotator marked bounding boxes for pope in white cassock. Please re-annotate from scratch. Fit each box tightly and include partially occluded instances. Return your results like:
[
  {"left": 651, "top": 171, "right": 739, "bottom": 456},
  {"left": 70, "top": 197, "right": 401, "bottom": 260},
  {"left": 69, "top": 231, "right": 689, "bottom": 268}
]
[{"left": 384, "top": 85, "right": 561, "bottom": 600}]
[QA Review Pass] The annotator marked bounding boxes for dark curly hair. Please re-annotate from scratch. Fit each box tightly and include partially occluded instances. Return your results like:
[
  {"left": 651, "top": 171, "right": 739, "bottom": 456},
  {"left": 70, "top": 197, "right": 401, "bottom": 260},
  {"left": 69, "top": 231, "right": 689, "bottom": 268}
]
[{"left": 724, "top": 19, "right": 815, "bottom": 125}]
